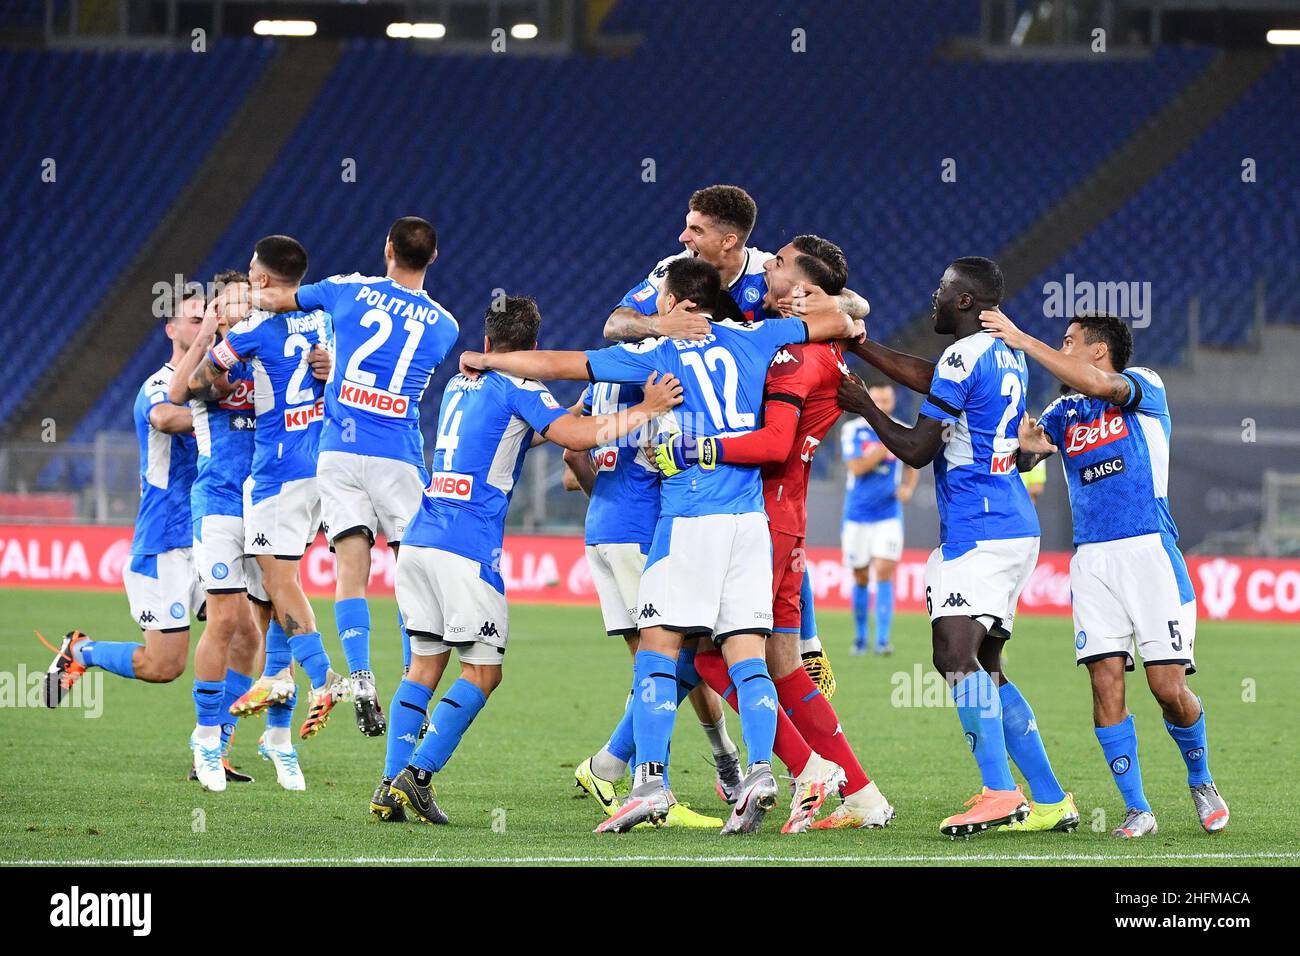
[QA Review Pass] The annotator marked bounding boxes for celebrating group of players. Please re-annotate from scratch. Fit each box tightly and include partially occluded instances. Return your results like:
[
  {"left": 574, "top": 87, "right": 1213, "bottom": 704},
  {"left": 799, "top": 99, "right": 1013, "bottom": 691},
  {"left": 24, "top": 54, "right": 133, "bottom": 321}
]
[{"left": 41, "top": 184, "right": 1229, "bottom": 838}]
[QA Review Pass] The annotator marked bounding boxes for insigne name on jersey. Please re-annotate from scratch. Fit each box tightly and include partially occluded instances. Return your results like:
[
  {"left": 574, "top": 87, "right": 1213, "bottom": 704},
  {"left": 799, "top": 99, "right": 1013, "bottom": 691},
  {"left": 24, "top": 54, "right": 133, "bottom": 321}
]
[
  {"left": 1066, "top": 407, "right": 1129, "bottom": 456},
  {"left": 285, "top": 313, "right": 325, "bottom": 335}
]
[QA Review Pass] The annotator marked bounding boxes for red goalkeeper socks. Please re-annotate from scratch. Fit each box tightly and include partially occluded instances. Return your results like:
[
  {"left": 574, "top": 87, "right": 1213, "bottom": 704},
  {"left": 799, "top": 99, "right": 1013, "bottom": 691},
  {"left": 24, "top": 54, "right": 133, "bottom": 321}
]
[{"left": 775, "top": 666, "right": 871, "bottom": 795}]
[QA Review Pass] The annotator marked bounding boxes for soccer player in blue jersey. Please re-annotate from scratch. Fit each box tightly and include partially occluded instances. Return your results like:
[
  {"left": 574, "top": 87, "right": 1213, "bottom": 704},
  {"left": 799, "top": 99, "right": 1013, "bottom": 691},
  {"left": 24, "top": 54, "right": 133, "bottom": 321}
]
[
  {"left": 840, "top": 385, "right": 918, "bottom": 655},
  {"left": 837, "top": 257, "right": 1077, "bottom": 837},
  {"left": 375, "top": 296, "right": 683, "bottom": 825},
  {"left": 981, "top": 309, "right": 1229, "bottom": 838},
  {"left": 191, "top": 236, "right": 344, "bottom": 748},
  {"left": 564, "top": 381, "right": 737, "bottom": 829},
  {"left": 44, "top": 293, "right": 206, "bottom": 707},
  {"left": 253, "top": 217, "right": 459, "bottom": 738},
  {"left": 460, "top": 258, "right": 859, "bottom": 835}
]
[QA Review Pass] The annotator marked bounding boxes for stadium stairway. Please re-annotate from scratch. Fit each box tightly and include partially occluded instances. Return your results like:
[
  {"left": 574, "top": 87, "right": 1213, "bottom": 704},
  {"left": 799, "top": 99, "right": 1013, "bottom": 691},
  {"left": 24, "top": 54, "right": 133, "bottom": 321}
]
[
  {"left": 876, "top": 47, "right": 1280, "bottom": 370},
  {"left": 4, "top": 39, "right": 342, "bottom": 482}
]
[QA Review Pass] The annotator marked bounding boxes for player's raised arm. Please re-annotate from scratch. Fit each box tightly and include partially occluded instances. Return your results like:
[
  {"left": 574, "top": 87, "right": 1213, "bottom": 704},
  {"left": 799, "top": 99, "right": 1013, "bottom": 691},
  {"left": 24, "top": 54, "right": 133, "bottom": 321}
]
[
  {"left": 148, "top": 400, "right": 193, "bottom": 434},
  {"left": 247, "top": 284, "right": 300, "bottom": 314},
  {"left": 981, "top": 309, "right": 1132, "bottom": 406},
  {"left": 545, "top": 373, "right": 682, "bottom": 451},
  {"left": 461, "top": 348, "right": 591, "bottom": 381},
  {"left": 837, "top": 373, "right": 945, "bottom": 468},
  {"left": 843, "top": 339, "right": 936, "bottom": 395}
]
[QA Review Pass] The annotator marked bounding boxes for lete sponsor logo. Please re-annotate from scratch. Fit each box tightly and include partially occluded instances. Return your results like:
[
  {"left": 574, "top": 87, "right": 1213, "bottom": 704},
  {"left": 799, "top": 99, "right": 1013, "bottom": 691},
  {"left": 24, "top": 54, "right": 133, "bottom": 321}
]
[{"left": 1065, "top": 407, "right": 1128, "bottom": 457}]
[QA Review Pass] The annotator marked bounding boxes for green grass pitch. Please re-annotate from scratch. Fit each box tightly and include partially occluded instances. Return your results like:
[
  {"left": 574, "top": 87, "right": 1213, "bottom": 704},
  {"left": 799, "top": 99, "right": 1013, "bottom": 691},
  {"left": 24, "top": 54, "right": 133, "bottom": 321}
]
[{"left": 1, "top": 587, "right": 1295, "bottom": 866}]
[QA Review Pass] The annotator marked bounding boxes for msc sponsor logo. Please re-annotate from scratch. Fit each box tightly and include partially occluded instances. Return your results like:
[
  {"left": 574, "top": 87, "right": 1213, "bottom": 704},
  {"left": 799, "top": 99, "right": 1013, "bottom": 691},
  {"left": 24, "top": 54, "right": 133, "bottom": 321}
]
[
  {"left": 425, "top": 472, "right": 474, "bottom": 500},
  {"left": 338, "top": 381, "right": 409, "bottom": 417},
  {"left": 283, "top": 399, "right": 324, "bottom": 431},
  {"left": 1066, "top": 407, "right": 1128, "bottom": 457},
  {"left": 1081, "top": 455, "right": 1125, "bottom": 485}
]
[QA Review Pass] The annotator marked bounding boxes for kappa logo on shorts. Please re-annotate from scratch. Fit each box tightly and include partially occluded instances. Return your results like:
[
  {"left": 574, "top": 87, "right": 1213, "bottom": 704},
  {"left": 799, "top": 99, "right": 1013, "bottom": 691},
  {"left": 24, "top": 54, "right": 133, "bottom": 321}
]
[
  {"left": 1110, "top": 755, "right": 1132, "bottom": 775},
  {"left": 478, "top": 622, "right": 500, "bottom": 639},
  {"left": 941, "top": 593, "right": 970, "bottom": 608},
  {"left": 169, "top": 602, "right": 186, "bottom": 619},
  {"left": 251, "top": 533, "right": 270, "bottom": 548},
  {"left": 638, "top": 603, "right": 660, "bottom": 620},
  {"left": 138, "top": 611, "right": 157, "bottom": 625}
]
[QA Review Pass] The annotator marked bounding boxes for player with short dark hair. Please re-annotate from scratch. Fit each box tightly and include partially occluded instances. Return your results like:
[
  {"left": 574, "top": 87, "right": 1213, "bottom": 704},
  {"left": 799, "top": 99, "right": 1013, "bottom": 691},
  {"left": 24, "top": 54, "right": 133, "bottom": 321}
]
[
  {"left": 380, "top": 297, "right": 684, "bottom": 825},
  {"left": 43, "top": 294, "right": 206, "bottom": 712},
  {"left": 837, "top": 257, "right": 1077, "bottom": 837},
  {"left": 656, "top": 236, "right": 895, "bottom": 831},
  {"left": 981, "top": 308, "right": 1228, "bottom": 838},
  {"left": 252, "top": 215, "right": 459, "bottom": 741}
]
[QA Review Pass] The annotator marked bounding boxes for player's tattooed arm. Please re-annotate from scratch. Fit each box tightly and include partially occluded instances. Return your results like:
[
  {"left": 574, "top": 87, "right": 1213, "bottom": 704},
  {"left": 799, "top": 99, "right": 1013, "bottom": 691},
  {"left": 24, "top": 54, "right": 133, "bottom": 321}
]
[
  {"left": 546, "top": 373, "right": 683, "bottom": 451},
  {"left": 836, "top": 288, "right": 871, "bottom": 321},
  {"left": 837, "top": 373, "right": 945, "bottom": 468},
  {"left": 603, "top": 302, "right": 710, "bottom": 343},
  {"left": 980, "top": 310, "right": 1132, "bottom": 406},
  {"left": 843, "top": 339, "right": 935, "bottom": 395},
  {"left": 188, "top": 355, "right": 235, "bottom": 403},
  {"left": 1016, "top": 413, "right": 1057, "bottom": 472}
]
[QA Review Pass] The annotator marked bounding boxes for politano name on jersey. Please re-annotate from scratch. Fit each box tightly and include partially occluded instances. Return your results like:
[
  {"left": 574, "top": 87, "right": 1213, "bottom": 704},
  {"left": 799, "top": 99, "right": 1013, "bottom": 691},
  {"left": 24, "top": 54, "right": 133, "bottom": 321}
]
[
  {"left": 297, "top": 273, "right": 459, "bottom": 467},
  {"left": 618, "top": 247, "right": 773, "bottom": 323},
  {"left": 403, "top": 371, "right": 569, "bottom": 570},
  {"left": 585, "top": 316, "right": 808, "bottom": 518},
  {"left": 210, "top": 307, "right": 332, "bottom": 504},
  {"left": 581, "top": 381, "right": 660, "bottom": 547},
  {"left": 131, "top": 364, "right": 197, "bottom": 556},
  {"left": 1038, "top": 367, "right": 1179, "bottom": 547},
  {"left": 190, "top": 360, "right": 256, "bottom": 522},
  {"left": 918, "top": 331, "right": 1039, "bottom": 545},
  {"left": 840, "top": 415, "right": 904, "bottom": 523}
]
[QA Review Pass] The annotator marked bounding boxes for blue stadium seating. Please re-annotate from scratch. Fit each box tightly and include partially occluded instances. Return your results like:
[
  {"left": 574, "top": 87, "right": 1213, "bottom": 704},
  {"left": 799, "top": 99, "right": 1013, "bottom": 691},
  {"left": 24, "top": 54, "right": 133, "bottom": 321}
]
[
  {"left": 1003, "top": 49, "right": 1300, "bottom": 384},
  {"left": 70, "top": 0, "right": 1211, "bottom": 455},
  {"left": 0, "top": 40, "right": 274, "bottom": 429}
]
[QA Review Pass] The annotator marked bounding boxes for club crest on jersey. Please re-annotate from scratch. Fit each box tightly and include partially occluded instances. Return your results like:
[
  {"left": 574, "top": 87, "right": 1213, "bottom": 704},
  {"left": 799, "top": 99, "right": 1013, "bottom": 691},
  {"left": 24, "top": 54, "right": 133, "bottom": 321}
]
[
  {"left": 744, "top": 286, "right": 761, "bottom": 303},
  {"left": 425, "top": 472, "right": 474, "bottom": 500},
  {"left": 1066, "top": 407, "right": 1128, "bottom": 456},
  {"left": 283, "top": 398, "right": 324, "bottom": 431},
  {"left": 339, "top": 381, "right": 409, "bottom": 417}
]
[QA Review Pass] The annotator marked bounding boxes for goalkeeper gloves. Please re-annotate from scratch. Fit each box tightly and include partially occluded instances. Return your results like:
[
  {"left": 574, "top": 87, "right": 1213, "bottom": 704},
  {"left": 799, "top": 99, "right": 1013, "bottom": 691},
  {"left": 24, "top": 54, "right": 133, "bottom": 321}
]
[{"left": 653, "top": 433, "right": 723, "bottom": 478}]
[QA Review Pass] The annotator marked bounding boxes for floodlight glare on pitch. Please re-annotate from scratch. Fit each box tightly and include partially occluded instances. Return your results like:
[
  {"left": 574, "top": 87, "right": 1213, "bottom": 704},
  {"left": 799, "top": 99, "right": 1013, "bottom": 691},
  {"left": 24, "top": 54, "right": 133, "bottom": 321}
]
[
  {"left": 1265, "top": 29, "right": 1300, "bottom": 45},
  {"left": 387, "top": 22, "right": 447, "bottom": 40},
  {"left": 253, "top": 20, "right": 317, "bottom": 37},
  {"left": 511, "top": 23, "right": 540, "bottom": 40}
]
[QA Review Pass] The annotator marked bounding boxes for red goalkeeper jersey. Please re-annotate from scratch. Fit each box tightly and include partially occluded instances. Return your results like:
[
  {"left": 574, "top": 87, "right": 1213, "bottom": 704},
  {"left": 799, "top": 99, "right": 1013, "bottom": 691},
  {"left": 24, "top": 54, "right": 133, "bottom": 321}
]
[{"left": 718, "top": 341, "right": 848, "bottom": 536}]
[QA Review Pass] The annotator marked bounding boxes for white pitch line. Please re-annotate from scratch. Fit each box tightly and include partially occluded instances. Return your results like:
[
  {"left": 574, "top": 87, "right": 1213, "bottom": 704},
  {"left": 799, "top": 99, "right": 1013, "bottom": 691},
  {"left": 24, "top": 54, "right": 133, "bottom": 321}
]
[{"left": 8, "top": 852, "right": 1299, "bottom": 866}]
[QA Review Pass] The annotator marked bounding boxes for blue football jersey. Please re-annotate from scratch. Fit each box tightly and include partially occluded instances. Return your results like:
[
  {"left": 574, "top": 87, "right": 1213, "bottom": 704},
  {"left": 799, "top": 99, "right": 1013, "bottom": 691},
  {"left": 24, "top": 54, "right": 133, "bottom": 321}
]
[
  {"left": 840, "top": 415, "right": 903, "bottom": 523},
  {"left": 618, "top": 248, "right": 773, "bottom": 322},
  {"left": 131, "top": 364, "right": 197, "bottom": 556},
  {"left": 585, "top": 316, "right": 808, "bottom": 518},
  {"left": 211, "top": 308, "right": 332, "bottom": 504},
  {"left": 581, "top": 382, "right": 660, "bottom": 547},
  {"left": 403, "top": 371, "right": 569, "bottom": 569},
  {"left": 1038, "top": 367, "right": 1179, "bottom": 547},
  {"left": 297, "top": 273, "right": 459, "bottom": 467},
  {"left": 918, "top": 331, "right": 1040, "bottom": 545},
  {"left": 190, "top": 361, "right": 256, "bottom": 522}
]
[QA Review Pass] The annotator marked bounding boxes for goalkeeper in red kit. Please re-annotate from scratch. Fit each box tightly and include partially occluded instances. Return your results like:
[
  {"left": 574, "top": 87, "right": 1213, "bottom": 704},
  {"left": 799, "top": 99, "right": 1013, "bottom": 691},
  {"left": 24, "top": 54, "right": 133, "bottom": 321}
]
[{"left": 656, "top": 236, "right": 894, "bottom": 831}]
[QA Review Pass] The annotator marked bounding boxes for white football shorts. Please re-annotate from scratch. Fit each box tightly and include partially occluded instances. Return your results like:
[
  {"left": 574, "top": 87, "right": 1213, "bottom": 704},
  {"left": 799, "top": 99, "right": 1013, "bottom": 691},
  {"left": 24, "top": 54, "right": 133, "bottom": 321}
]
[
  {"left": 924, "top": 535, "right": 1040, "bottom": 638},
  {"left": 194, "top": 513, "right": 265, "bottom": 601},
  {"left": 637, "top": 512, "right": 774, "bottom": 641},
  {"left": 1071, "top": 533, "right": 1197, "bottom": 673},
  {"left": 123, "top": 547, "right": 203, "bottom": 632},
  {"left": 586, "top": 542, "right": 648, "bottom": 637},
  {"left": 243, "top": 476, "right": 320, "bottom": 558},
  {"left": 318, "top": 451, "right": 425, "bottom": 547},
  {"left": 396, "top": 545, "right": 508, "bottom": 666},
  {"left": 841, "top": 517, "right": 904, "bottom": 568}
]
